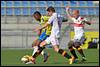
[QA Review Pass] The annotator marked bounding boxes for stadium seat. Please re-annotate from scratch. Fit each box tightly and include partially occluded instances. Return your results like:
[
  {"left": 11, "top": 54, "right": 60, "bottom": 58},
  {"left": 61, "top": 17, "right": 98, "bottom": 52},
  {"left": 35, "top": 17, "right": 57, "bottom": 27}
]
[
  {"left": 1, "top": 16, "right": 6, "bottom": 24},
  {"left": 86, "top": 1, "right": 94, "bottom": 6},
  {"left": 62, "top": 1, "right": 69, "bottom": 6},
  {"left": 30, "top": 1, "right": 37, "bottom": 7},
  {"left": 6, "top": 1, "right": 13, "bottom": 7},
  {"left": 70, "top": 7, "right": 76, "bottom": 11},
  {"left": 18, "top": 16, "right": 30, "bottom": 24},
  {"left": 92, "top": 9, "right": 96, "bottom": 15},
  {"left": 6, "top": 16, "right": 17, "bottom": 24},
  {"left": 87, "top": 8, "right": 95, "bottom": 15},
  {"left": 78, "top": 8, "right": 88, "bottom": 15},
  {"left": 30, "top": 7, "right": 36, "bottom": 15},
  {"left": 1, "top": 1, "right": 5, "bottom": 7},
  {"left": 47, "top": 1, "right": 54, "bottom": 7},
  {"left": 38, "top": 7, "right": 46, "bottom": 14},
  {"left": 78, "top": 1, "right": 86, "bottom": 6},
  {"left": 70, "top": 1, "right": 78, "bottom": 6},
  {"left": 55, "top": 7, "right": 61, "bottom": 14},
  {"left": 22, "top": 1, "right": 29, "bottom": 7},
  {"left": 1, "top": 8, "right": 5, "bottom": 15},
  {"left": 61, "top": 7, "right": 66, "bottom": 14},
  {"left": 38, "top": 1, "right": 46, "bottom": 7},
  {"left": 14, "top": 8, "right": 21, "bottom": 15},
  {"left": 54, "top": 1, "right": 62, "bottom": 6},
  {"left": 22, "top": 8, "right": 29, "bottom": 15},
  {"left": 6, "top": 8, "right": 13, "bottom": 15},
  {"left": 14, "top": 1, "right": 21, "bottom": 7},
  {"left": 95, "top": 8, "right": 99, "bottom": 16}
]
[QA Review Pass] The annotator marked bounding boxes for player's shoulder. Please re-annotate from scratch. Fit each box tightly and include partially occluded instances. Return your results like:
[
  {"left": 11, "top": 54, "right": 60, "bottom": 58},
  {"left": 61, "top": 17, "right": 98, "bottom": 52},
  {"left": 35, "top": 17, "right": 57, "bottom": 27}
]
[{"left": 42, "top": 15, "right": 50, "bottom": 19}]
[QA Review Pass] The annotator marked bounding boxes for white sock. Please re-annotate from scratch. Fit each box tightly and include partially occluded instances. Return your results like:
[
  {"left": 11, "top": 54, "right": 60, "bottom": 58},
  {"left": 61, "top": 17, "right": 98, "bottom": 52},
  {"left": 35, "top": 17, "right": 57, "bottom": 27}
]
[
  {"left": 32, "top": 46, "right": 38, "bottom": 56},
  {"left": 41, "top": 51, "right": 44, "bottom": 55}
]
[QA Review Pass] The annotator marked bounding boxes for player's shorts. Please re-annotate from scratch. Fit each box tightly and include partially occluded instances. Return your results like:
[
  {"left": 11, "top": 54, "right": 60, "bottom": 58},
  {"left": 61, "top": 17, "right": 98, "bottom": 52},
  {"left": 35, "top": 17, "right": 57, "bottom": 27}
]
[
  {"left": 73, "top": 35, "right": 86, "bottom": 47},
  {"left": 38, "top": 31, "right": 49, "bottom": 41},
  {"left": 45, "top": 35, "right": 60, "bottom": 46}
]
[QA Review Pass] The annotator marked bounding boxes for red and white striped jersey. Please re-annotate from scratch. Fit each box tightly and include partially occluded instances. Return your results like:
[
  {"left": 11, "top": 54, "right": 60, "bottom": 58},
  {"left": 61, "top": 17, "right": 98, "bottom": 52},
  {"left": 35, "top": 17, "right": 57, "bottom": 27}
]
[{"left": 71, "top": 16, "right": 87, "bottom": 40}]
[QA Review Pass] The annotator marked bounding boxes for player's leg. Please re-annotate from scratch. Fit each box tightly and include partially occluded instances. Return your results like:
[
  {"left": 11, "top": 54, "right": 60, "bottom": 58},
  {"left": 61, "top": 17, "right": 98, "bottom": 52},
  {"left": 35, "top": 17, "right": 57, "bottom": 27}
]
[
  {"left": 32, "top": 40, "right": 47, "bottom": 59},
  {"left": 53, "top": 45, "right": 72, "bottom": 59},
  {"left": 68, "top": 40, "right": 78, "bottom": 59},
  {"left": 30, "top": 36, "right": 51, "bottom": 63},
  {"left": 41, "top": 48, "right": 50, "bottom": 62},
  {"left": 32, "top": 38, "right": 38, "bottom": 47},
  {"left": 32, "top": 38, "right": 41, "bottom": 56},
  {"left": 37, "top": 32, "right": 50, "bottom": 62},
  {"left": 50, "top": 37, "right": 75, "bottom": 64},
  {"left": 73, "top": 34, "right": 86, "bottom": 61},
  {"left": 32, "top": 32, "right": 49, "bottom": 62},
  {"left": 74, "top": 41, "right": 86, "bottom": 61}
]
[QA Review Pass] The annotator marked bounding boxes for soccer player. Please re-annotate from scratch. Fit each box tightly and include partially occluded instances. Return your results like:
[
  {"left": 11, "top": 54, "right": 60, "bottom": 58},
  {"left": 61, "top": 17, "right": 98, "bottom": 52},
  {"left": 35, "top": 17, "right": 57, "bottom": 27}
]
[
  {"left": 31, "top": 11, "right": 52, "bottom": 63},
  {"left": 66, "top": 6, "right": 91, "bottom": 62},
  {"left": 30, "top": 6, "right": 75, "bottom": 64}
]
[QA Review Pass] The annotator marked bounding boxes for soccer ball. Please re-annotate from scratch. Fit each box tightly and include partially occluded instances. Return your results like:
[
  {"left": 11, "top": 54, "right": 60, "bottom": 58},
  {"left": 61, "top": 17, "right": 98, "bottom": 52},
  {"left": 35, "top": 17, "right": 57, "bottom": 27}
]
[{"left": 21, "top": 55, "right": 30, "bottom": 63}]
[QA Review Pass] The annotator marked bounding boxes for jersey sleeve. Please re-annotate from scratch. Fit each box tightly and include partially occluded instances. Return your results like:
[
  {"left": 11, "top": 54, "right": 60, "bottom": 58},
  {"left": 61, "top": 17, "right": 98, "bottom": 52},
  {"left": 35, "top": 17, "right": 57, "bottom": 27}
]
[
  {"left": 43, "top": 16, "right": 50, "bottom": 22},
  {"left": 71, "top": 17, "right": 81, "bottom": 24},
  {"left": 71, "top": 17, "right": 76, "bottom": 22},
  {"left": 83, "top": 18, "right": 88, "bottom": 22},
  {"left": 47, "top": 15, "right": 55, "bottom": 24},
  {"left": 71, "top": 17, "right": 84, "bottom": 24}
]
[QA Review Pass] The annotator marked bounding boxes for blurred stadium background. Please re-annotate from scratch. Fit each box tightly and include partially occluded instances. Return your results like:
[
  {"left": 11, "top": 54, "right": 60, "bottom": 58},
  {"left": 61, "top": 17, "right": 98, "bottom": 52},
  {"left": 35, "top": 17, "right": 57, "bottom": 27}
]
[
  {"left": 1, "top": 1, "right": 99, "bottom": 66},
  {"left": 1, "top": 1, "right": 99, "bottom": 49}
]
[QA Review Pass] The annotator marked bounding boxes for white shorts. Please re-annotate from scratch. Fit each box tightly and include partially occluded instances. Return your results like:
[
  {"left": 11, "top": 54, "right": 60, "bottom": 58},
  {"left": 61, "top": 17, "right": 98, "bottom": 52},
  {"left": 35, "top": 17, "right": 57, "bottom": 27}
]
[
  {"left": 45, "top": 35, "right": 60, "bottom": 46},
  {"left": 73, "top": 34, "right": 86, "bottom": 44}
]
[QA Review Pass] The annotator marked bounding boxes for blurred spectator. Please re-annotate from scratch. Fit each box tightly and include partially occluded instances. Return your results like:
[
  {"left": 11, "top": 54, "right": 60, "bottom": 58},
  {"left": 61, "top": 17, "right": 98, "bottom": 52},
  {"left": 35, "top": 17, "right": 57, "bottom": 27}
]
[{"left": 88, "top": 38, "right": 99, "bottom": 48}]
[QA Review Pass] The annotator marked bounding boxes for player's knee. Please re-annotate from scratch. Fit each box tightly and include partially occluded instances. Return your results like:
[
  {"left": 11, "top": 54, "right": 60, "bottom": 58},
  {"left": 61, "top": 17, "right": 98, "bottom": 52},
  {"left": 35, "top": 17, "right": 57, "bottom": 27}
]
[
  {"left": 68, "top": 41, "right": 74, "bottom": 48},
  {"left": 40, "top": 41, "right": 46, "bottom": 47},
  {"left": 35, "top": 40, "right": 41, "bottom": 46},
  {"left": 33, "top": 46, "right": 38, "bottom": 50},
  {"left": 53, "top": 46, "right": 59, "bottom": 52},
  {"left": 74, "top": 42, "right": 81, "bottom": 48},
  {"left": 54, "top": 48, "right": 59, "bottom": 52}
]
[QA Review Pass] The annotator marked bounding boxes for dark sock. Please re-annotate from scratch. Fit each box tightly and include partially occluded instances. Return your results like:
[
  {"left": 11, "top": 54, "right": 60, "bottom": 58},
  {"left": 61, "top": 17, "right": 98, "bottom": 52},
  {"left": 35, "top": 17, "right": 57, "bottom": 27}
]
[
  {"left": 32, "top": 46, "right": 45, "bottom": 58},
  {"left": 69, "top": 47, "right": 78, "bottom": 59},
  {"left": 58, "top": 49, "right": 71, "bottom": 59},
  {"left": 76, "top": 46, "right": 85, "bottom": 57}
]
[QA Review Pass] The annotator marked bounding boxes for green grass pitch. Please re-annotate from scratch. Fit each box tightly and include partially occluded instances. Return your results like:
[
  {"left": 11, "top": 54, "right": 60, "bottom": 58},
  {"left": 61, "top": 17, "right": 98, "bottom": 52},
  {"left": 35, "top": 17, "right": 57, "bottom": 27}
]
[{"left": 1, "top": 48, "right": 99, "bottom": 66}]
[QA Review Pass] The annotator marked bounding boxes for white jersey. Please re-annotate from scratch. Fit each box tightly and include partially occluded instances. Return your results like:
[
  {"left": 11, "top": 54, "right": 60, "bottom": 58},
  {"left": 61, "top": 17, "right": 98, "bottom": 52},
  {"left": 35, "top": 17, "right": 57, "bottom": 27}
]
[
  {"left": 47, "top": 13, "right": 62, "bottom": 38},
  {"left": 71, "top": 16, "right": 87, "bottom": 40}
]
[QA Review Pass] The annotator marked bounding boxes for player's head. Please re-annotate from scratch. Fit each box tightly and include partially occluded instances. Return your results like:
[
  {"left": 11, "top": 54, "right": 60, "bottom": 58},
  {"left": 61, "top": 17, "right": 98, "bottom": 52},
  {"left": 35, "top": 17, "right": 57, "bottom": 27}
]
[
  {"left": 33, "top": 11, "right": 41, "bottom": 21},
  {"left": 47, "top": 6, "right": 55, "bottom": 16},
  {"left": 72, "top": 10, "right": 79, "bottom": 18}
]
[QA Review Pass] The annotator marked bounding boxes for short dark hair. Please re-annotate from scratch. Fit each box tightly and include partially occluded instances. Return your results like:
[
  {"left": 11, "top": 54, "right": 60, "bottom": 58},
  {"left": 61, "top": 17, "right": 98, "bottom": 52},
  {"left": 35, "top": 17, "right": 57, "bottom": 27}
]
[
  {"left": 33, "top": 11, "right": 41, "bottom": 16},
  {"left": 47, "top": 6, "right": 55, "bottom": 12}
]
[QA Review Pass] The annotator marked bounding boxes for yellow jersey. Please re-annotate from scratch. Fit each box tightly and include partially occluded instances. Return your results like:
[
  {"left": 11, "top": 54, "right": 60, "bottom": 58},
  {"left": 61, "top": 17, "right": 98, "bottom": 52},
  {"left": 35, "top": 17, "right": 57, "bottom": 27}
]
[{"left": 40, "top": 16, "right": 52, "bottom": 35}]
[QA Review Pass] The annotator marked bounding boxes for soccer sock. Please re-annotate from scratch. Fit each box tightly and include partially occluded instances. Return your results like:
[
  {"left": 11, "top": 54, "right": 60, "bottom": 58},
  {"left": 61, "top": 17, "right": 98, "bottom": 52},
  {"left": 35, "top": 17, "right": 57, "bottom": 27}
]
[
  {"left": 76, "top": 46, "right": 85, "bottom": 57},
  {"left": 69, "top": 47, "right": 78, "bottom": 59},
  {"left": 32, "top": 46, "right": 38, "bottom": 56},
  {"left": 41, "top": 51, "right": 44, "bottom": 55},
  {"left": 32, "top": 46, "right": 45, "bottom": 58},
  {"left": 41, "top": 50, "right": 48, "bottom": 56},
  {"left": 58, "top": 49, "right": 71, "bottom": 59}
]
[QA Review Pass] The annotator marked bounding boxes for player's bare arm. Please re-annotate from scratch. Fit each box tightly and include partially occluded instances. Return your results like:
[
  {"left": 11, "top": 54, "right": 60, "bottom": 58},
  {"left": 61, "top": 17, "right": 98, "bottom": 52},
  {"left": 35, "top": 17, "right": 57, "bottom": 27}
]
[
  {"left": 66, "top": 6, "right": 73, "bottom": 19},
  {"left": 84, "top": 21, "right": 91, "bottom": 25},
  {"left": 36, "top": 22, "right": 50, "bottom": 31}
]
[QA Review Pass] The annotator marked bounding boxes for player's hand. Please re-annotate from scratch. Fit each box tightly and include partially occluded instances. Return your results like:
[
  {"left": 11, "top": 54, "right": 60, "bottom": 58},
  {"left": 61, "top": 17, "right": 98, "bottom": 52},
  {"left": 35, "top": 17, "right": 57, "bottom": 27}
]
[
  {"left": 66, "top": 6, "right": 70, "bottom": 11},
  {"left": 33, "top": 27, "right": 41, "bottom": 35},
  {"left": 33, "top": 26, "right": 41, "bottom": 32}
]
